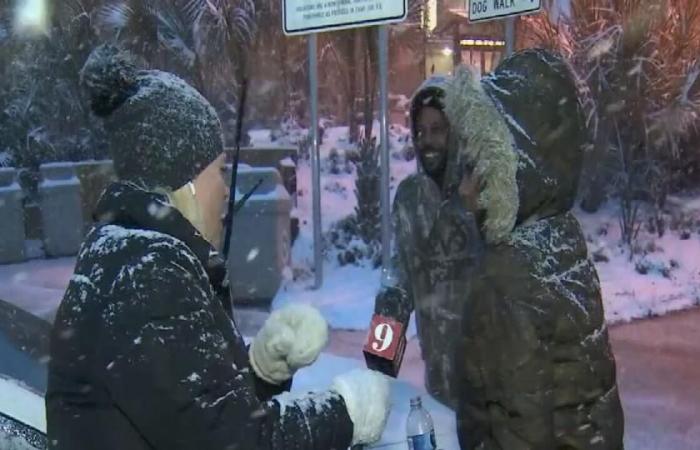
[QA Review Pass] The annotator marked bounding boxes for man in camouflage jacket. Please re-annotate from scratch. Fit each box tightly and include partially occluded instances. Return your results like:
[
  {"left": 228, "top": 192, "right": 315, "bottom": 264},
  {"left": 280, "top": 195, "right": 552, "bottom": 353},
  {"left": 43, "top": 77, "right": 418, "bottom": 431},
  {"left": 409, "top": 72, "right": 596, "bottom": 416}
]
[{"left": 373, "top": 75, "right": 483, "bottom": 409}]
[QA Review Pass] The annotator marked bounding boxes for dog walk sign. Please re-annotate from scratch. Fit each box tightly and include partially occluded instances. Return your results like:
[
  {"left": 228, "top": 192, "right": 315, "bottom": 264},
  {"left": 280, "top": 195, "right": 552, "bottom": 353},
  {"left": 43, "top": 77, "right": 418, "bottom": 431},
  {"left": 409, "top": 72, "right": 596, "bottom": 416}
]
[
  {"left": 283, "top": 0, "right": 407, "bottom": 35},
  {"left": 468, "top": 0, "right": 541, "bottom": 22}
]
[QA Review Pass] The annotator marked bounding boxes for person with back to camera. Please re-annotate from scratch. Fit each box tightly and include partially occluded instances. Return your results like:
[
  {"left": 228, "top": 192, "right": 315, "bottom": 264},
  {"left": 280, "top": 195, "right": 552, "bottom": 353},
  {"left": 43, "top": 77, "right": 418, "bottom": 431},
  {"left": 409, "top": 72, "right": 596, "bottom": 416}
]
[{"left": 446, "top": 49, "right": 625, "bottom": 450}]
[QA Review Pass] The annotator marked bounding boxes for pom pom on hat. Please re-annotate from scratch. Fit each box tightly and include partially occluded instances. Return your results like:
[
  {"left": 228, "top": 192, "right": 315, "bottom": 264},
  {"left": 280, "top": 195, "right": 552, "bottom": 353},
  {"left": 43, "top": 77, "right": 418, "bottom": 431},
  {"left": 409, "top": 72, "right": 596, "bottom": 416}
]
[{"left": 80, "top": 44, "right": 138, "bottom": 117}]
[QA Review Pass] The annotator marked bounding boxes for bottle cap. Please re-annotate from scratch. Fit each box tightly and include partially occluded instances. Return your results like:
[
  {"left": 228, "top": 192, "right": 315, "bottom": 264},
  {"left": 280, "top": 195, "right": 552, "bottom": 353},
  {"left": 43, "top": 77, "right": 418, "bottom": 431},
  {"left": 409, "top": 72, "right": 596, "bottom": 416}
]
[{"left": 410, "top": 396, "right": 422, "bottom": 408}]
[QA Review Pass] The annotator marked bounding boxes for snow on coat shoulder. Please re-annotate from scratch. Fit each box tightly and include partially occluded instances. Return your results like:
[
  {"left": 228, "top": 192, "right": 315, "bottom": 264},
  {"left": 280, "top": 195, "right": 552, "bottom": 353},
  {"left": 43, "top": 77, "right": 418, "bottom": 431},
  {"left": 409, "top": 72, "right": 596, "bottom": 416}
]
[{"left": 80, "top": 224, "right": 207, "bottom": 290}]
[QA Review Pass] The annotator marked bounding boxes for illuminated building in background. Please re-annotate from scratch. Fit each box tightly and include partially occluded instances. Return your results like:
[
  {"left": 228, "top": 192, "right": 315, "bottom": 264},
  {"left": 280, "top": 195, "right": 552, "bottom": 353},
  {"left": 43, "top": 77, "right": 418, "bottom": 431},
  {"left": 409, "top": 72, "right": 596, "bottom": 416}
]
[
  {"left": 423, "top": 0, "right": 569, "bottom": 76},
  {"left": 424, "top": 0, "right": 515, "bottom": 77}
]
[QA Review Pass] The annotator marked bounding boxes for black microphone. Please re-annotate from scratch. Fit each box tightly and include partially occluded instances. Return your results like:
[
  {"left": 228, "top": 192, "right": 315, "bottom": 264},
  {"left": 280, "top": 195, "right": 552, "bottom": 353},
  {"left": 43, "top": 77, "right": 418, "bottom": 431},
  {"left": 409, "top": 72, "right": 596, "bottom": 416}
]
[{"left": 362, "top": 285, "right": 411, "bottom": 378}]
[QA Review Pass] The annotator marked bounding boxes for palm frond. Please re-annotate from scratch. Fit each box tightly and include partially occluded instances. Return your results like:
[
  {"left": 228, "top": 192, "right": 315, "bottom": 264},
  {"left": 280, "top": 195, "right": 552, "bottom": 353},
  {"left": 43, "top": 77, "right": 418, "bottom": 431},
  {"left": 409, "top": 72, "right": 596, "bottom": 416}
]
[
  {"left": 156, "top": 1, "right": 197, "bottom": 68},
  {"left": 193, "top": 0, "right": 256, "bottom": 67},
  {"left": 98, "top": 2, "right": 130, "bottom": 29},
  {"left": 183, "top": 0, "right": 205, "bottom": 23}
]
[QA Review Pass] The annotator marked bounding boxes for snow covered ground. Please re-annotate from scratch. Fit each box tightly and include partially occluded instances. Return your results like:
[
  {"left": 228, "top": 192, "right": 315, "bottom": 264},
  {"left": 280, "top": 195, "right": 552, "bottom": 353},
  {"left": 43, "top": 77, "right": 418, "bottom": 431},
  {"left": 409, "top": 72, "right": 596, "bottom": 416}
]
[
  {"left": 273, "top": 123, "right": 419, "bottom": 333},
  {"left": 0, "top": 257, "right": 75, "bottom": 322},
  {"left": 290, "top": 352, "right": 458, "bottom": 449},
  {"left": 271, "top": 125, "right": 700, "bottom": 331},
  {"left": 0, "top": 375, "right": 46, "bottom": 433},
  {"left": 576, "top": 198, "right": 700, "bottom": 323}
]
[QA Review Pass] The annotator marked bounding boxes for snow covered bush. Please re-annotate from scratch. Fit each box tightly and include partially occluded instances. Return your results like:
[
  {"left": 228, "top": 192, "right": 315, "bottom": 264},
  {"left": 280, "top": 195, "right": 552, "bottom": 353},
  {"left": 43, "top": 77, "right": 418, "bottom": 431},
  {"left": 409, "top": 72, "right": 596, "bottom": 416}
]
[
  {"left": 328, "top": 148, "right": 342, "bottom": 175},
  {"left": 325, "top": 147, "right": 355, "bottom": 176},
  {"left": 326, "top": 216, "right": 381, "bottom": 268},
  {"left": 270, "top": 115, "right": 309, "bottom": 147},
  {"left": 353, "top": 137, "right": 381, "bottom": 248},
  {"left": 591, "top": 247, "right": 610, "bottom": 263},
  {"left": 297, "top": 135, "right": 311, "bottom": 161},
  {"left": 324, "top": 181, "right": 348, "bottom": 197},
  {"left": 398, "top": 142, "right": 416, "bottom": 162},
  {"left": 523, "top": 0, "right": 700, "bottom": 256},
  {"left": 323, "top": 137, "right": 382, "bottom": 268},
  {"left": 634, "top": 257, "right": 676, "bottom": 279},
  {"left": 668, "top": 210, "right": 696, "bottom": 240}
]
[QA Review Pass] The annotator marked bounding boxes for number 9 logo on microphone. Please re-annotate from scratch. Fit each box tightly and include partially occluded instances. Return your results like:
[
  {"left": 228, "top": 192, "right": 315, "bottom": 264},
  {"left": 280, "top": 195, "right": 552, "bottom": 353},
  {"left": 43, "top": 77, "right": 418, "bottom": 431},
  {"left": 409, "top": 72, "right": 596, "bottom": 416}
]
[
  {"left": 372, "top": 323, "right": 394, "bottom": 353},
  {"left": 364, "top": 315, "right": 404, "bottom": 358}
]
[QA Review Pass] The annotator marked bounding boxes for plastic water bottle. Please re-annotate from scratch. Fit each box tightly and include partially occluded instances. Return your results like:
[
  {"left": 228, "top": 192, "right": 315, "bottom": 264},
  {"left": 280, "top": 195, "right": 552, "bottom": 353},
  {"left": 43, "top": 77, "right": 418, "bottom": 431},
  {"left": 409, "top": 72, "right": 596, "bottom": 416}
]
[{"left": 406, "top": 396, "right": 437, "bottom": 450}]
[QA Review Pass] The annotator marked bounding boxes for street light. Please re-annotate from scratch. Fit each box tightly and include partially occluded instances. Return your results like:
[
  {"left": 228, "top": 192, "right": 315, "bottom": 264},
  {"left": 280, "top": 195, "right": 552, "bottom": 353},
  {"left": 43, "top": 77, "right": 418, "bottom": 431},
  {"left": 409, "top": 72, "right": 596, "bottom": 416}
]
[{"left": 14, "top": 0, "right": 48, "bottom": 36}]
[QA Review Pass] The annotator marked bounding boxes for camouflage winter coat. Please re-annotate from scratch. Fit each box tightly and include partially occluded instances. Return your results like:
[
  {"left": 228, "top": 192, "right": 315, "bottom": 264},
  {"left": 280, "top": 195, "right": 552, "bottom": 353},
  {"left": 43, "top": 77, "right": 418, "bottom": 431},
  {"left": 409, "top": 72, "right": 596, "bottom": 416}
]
[
  {"left": 448, "top": 49, "right": 625, "bottom": 449},
  {"left": 375, "top": 75, "right": 483, "bottom": 409}
]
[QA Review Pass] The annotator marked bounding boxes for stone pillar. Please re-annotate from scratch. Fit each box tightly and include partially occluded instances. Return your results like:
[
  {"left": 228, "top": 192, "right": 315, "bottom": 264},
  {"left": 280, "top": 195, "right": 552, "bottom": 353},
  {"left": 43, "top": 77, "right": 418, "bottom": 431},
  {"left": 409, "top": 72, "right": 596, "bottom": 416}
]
[
  {"left": 39, "top": 163, "right": 84, "bottom": 257},
  {"left": 0, "top": 168, "right": 26, "bottom": 263}
]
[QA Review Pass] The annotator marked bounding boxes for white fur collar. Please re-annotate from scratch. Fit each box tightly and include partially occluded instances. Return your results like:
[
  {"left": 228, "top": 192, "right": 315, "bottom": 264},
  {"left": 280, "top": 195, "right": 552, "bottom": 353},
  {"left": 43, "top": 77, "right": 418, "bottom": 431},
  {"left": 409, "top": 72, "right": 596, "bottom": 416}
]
[{"left": 443, "top": 65, "right": 520, "bottom": 244}]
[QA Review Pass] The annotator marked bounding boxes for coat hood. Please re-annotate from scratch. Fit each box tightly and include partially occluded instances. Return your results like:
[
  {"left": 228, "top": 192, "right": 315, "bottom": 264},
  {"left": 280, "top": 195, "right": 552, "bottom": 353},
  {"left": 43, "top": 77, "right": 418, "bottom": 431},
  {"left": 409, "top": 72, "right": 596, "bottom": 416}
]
[{"left": 444, "top": 49, "right": 586, "bottom": 244}]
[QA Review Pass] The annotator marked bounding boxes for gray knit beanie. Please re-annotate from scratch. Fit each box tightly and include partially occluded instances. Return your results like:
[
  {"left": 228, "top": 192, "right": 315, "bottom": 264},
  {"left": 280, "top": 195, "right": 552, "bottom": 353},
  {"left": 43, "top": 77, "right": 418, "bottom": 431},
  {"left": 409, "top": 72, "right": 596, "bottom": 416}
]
[{"left": 80, "top": 44, "right": 224, "bottom": 191}]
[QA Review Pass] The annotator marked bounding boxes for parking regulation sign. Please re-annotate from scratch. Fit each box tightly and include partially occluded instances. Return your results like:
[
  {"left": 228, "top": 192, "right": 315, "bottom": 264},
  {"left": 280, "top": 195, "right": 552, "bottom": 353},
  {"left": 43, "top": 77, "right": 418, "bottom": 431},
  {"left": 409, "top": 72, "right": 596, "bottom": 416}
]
[
  {"left": 283, "top": 0, "right": 407, "bottom": 35},
  {"left": 468, "top": 0, "right": 541, "bottom": 22}
]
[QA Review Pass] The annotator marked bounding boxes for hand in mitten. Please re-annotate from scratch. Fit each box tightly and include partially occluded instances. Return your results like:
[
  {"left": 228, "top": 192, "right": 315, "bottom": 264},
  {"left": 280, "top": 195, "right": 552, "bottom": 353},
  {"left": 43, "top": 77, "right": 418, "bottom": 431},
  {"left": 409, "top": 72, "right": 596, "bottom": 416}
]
[
  {"left": 331, "top": 369, "right": 391, "bottom": 445},
  {"left": 249, "top": 304, "right": 328, "bottom": 385}
]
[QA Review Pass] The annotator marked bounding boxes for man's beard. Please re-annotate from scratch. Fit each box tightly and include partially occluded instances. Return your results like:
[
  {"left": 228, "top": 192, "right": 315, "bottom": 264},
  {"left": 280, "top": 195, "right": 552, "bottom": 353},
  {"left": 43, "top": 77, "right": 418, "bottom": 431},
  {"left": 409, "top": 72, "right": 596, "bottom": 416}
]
[{"left": 420, "top": 148, "right": 447, "bottom": 180}]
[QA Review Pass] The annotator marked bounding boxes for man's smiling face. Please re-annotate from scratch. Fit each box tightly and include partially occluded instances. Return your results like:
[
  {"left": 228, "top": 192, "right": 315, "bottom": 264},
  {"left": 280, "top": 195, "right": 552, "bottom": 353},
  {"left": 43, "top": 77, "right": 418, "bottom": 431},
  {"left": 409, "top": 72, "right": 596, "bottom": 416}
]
[{"left": 415, "top": 106, "right": 449, "bottom": 181}]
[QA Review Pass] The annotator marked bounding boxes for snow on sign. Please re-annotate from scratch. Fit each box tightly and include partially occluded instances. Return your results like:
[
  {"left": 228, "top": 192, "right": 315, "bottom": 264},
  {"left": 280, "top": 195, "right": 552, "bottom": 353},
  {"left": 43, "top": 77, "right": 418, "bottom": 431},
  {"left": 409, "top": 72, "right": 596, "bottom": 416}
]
[
  {"left": 283, "top": 0, "right": 407, "bottom": 35},
  {"left": 468, "top": 0, "right": 541, "bottom": 22}
]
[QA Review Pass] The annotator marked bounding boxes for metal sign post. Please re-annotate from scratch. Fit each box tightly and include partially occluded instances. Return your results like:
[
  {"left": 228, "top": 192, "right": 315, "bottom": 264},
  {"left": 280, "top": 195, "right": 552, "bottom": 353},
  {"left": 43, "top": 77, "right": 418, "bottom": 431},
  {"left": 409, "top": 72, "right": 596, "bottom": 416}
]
[
  {"left": 378, "top": 25, "right": 391, "bottom": 271},
  {"left": 308, "top": 33, "right": 323, "bottom": 289},
  {"left": 283, "top": 0, "right": 407, "bottom": 289},
  {"left": 505, "top": 17, "right": 515, "bottom": 56}
]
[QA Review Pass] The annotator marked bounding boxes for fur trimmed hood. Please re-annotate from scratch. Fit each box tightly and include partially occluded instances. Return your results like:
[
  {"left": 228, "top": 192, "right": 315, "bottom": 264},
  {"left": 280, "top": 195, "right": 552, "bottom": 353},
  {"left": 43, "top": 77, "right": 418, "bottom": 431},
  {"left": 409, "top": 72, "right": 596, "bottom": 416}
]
[
  {"left": 443, "top": 49, "right": 586, "bottom": 245},
  {"left": 444, "top": 66, "right": 519, "bottom": 245}
]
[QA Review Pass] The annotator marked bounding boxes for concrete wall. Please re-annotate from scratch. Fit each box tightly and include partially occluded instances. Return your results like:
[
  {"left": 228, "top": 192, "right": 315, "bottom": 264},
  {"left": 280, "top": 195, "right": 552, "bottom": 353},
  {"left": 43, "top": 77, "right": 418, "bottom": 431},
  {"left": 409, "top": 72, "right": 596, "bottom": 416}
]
[{"left": 0, "top": 154, "right": 296, "bottom": 305}]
